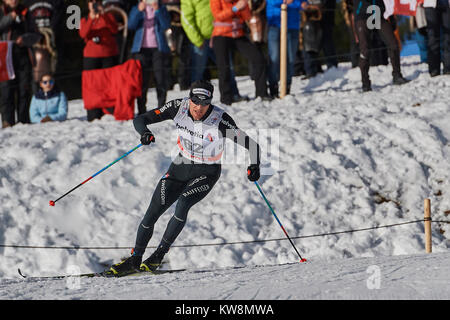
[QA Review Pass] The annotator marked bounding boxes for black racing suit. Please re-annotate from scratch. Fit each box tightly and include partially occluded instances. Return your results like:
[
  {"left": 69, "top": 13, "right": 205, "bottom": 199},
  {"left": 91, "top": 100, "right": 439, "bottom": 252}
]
[{"left": 132, "top": 98, "right": 260, "bottom": 256}]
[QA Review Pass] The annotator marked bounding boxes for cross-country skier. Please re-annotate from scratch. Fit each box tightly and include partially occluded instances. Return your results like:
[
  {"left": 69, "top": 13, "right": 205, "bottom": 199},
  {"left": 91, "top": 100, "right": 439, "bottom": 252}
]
[{"left": 108, "top": 80, "right": 261, "bottom": 276}]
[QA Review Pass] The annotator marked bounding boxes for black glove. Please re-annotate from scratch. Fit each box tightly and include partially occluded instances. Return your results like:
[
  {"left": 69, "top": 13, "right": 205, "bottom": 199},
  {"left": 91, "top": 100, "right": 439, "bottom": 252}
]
[
  {"left": 247, "top": 164, "right": 260, "bottom": 182},
  {"left": 140, "top": 131, "right": 155, "bottom": 145}
]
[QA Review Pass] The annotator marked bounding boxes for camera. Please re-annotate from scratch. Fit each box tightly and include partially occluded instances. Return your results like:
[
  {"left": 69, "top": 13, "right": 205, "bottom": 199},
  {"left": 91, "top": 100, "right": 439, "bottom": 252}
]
[{"left": 91, "top": 0, "right": 102, "bottom": 13}]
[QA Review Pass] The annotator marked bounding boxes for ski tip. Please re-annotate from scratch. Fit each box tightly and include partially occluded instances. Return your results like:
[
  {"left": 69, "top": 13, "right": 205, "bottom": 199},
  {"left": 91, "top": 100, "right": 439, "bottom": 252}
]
[
  {"left": 300, "top": 258, "right": 307, "bottom": 263},
  {"left": 49, "top": 200, "right": 55, "bottom": 207}
]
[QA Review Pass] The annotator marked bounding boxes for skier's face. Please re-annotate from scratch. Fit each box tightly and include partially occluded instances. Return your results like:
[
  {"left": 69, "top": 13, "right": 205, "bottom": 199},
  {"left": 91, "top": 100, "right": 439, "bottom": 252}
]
[{"left": 189, "top": 99, "right": 210, "bottom": 121}]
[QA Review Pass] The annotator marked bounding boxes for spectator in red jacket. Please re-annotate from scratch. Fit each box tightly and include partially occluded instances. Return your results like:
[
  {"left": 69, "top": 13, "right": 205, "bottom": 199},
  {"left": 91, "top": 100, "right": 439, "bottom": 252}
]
[{"left": 79, "top": 0, "right": 119, "bottom": 121}]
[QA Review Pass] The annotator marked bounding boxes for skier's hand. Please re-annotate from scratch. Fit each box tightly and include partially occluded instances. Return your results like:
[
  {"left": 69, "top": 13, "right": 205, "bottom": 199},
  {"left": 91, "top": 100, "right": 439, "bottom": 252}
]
[
  {"left": 247, "top": 164, "right": 260, "bottom": 182},
  {"left": 140, "top": 131, "right": 155, "bottom": 145}
]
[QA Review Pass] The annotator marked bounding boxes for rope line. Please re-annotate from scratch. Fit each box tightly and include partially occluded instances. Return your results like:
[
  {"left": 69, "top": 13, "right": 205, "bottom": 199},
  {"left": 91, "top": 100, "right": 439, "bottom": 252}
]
[
  {"left": 1, "top": 219, "right": 448, "bottom": 250},
  {"left": 6, "top": 44, "right": 402, "bottom": 91}
]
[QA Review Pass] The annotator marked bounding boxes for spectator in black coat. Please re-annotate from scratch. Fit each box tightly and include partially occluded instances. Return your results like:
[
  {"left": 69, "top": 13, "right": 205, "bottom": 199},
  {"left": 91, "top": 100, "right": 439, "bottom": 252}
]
[
  {"left": 23, "top": 0, "right": 65, "bottom": 92},
  {"left": 319, "top": 0, "right": 337, "bottom": 68},
  {"left": 23, "top": 0, "right": 64, "bottom": 32},
  {"left": 424, "top": 0, "right": 450, "bottom": 76},
  {"left": 353, "top": 0, "right": 408, "bottom": 91},
  {"left": 0, "top": 0, "right": 40, "bottom": 127}
]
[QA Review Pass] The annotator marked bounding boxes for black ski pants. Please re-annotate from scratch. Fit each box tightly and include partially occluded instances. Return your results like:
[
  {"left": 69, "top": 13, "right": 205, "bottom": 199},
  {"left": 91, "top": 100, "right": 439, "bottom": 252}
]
[
  {"left": 355, "top": 18, "right": 401, "bottom": 86},
  {"left": 320, "top": 0, "right": 338, "bottom": 68},
  {"left": 0, "top": 49, "right": 32, "bottom": 126},
  {"left": 425, "top": 4, "right": 450, "bottom": 75},
  {"left": 132, "top": 48, "right": 168, "bottom": 114},
  {"left": 134, "top": 156, "right": 221, "bottom": 256},
  {"left": 213, "top": 36, "right": 267, "bottom": 105}
]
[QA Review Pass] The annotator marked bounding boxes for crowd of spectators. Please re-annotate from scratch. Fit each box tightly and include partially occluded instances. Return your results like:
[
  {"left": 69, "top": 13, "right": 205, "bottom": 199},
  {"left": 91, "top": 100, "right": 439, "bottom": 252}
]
[{"left": 0, "top": 0, "right": 449, "bottom": 127}]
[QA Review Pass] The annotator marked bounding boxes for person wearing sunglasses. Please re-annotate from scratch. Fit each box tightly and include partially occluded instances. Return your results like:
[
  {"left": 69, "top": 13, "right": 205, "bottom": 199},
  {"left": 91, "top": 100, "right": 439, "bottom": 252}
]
[
  {"left": 29, "top": 73, "right": 67, "bottom": 123},
  {"left": 107, "top": 80, "right": 261, "bottom": 276}
]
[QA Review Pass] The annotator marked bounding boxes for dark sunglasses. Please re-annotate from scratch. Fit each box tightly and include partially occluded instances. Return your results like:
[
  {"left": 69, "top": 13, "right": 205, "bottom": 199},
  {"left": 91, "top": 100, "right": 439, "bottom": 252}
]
[
  {"left": 41, "top": 79, "right": 54, "bottom": 85},
  {"left": 190, "top": 94, "right": 211, "bottom": 106}
]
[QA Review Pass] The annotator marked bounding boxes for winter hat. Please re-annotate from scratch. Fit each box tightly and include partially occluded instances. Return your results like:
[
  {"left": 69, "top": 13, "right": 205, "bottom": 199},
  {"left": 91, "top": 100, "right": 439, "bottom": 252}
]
[{"left": 189, "top": 80, "right": 214, "bottom": 106}]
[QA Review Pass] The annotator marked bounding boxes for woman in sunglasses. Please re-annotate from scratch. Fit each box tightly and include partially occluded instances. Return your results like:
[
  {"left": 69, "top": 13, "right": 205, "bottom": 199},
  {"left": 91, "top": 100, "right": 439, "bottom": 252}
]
[{"left": 29, "top": 74, "right": 68, "bottom": 123}]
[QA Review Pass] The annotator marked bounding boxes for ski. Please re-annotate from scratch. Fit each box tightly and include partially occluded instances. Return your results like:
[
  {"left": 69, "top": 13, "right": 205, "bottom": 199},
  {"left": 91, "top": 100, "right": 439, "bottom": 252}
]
[
  {"left": 122, "top": 268, "right": 187, "bottom": 277},
  {"left": 18, "top": 268, "right": 106, "bottom": 280},
  {"left": 17, "top": 261, "right": 303, "bottom": 280},
  {"left": 17, "top": 268, "right": 186, "bottom": 280}
]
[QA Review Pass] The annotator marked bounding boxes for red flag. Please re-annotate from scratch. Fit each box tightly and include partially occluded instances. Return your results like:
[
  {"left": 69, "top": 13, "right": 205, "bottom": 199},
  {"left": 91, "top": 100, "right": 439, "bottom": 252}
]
[
  {"left": 0, "top": 41, "right": 15, "bottom": 82},
  {"left": 82, "top": 59, "right": 142, "bottom": 121}
]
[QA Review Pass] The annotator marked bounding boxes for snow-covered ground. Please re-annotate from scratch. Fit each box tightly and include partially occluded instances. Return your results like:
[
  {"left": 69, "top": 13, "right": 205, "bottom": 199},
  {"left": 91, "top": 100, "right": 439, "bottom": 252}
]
[
  {"left": 2, "top": 252, "right": 450, "bottom": 300},
  {"left": 0, "top": 55, "right": 449, "bottom": 300}
]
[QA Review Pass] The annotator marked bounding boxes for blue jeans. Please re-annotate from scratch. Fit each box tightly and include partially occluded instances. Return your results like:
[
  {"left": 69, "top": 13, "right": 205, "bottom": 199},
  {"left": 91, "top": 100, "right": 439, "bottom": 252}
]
[
  {"left": 190, "top": 41, "right": 215, "bottom": 83},
  {"left": 415, "top": 29, "right": 428, "bottom": 63},
  {"left": 267, "top": 26, "right": 299, "bottom": 88},
  {"left": 190, "top": 40, "right": 239, "bottom": 95}
]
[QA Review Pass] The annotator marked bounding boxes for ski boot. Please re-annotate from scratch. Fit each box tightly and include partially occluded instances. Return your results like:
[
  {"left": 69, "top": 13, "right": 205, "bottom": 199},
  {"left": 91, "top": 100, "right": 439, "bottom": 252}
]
[
  {"left": 140, "top": 246, "right": 167, "bottom": 272},
  {"left": 107, "top": 252, "right": 142, "bottom": 277},
  {"left": 393, "top": 75, "right": 410, "bottom": 85},
  {"left": 362, "top": 78, "right": 372, "bottom": 92}
]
